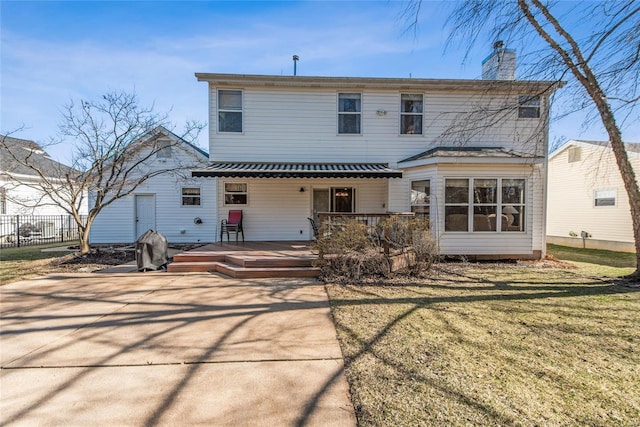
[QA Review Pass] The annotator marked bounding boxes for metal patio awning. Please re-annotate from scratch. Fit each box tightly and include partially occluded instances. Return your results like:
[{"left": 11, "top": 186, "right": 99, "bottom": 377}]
[{"left": 192, "top": 162, "right": 403, "bottom": 178}]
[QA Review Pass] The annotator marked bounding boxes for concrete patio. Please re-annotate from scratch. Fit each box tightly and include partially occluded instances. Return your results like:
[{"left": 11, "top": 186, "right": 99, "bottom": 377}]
[{"left": 0, "top": 272, "right": 355, "bottom": 426}]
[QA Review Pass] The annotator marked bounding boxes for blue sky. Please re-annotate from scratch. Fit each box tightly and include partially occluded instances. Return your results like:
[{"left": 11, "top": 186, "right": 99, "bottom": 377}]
[{"left": 1, "top": 1, "right": 636, "bottom": 163}]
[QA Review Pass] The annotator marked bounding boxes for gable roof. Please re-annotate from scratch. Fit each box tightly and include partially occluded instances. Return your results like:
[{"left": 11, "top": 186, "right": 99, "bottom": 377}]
[
  {"left": 549, "top": 140, "right": 640, "bottom": 160},
  {"left": 139, "top": 126, "right": 209, "bottom": 159},
  {"left": 0, "top": 136, "right": 77, "bottom": 178}
]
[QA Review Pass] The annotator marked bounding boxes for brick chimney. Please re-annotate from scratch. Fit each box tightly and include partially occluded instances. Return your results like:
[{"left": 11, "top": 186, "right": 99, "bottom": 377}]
[{"left": 482, "top": 41, "right": 516, "bottom": 80}]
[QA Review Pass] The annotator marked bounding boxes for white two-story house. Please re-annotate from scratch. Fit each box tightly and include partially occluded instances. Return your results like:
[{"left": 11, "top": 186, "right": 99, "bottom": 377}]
[{"left": 193, "top": 45, "right": 563, "bottom": 259}]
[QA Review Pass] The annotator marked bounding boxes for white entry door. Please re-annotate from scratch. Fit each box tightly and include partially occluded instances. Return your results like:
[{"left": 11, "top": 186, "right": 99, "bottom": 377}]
[{"left": 135, "top": 195, "right": 156, "bottom": 239}]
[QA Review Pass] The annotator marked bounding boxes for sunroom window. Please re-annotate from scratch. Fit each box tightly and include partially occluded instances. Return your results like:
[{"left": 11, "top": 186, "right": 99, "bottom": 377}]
[
  {"left": 444, "top": 178, "right": 526, "bottom": 232},
  {"left": 411, "top": 180, "right": 430, "bottom": 219}
]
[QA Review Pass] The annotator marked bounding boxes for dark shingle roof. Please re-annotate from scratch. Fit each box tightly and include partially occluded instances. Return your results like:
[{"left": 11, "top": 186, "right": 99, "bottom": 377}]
[
  {"left": 0, "top": 136, "right": 77, "bottom": 177},
  {"left": 399, "top": 146, "right": 542, "bottom": 163}
]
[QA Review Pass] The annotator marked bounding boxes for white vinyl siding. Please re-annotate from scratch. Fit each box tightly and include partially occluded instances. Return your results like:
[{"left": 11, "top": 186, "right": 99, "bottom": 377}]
[
  {"left": 90, "top": 141, "right": 213, "bottom": 244},
  {"left": 208, "top": 88, "right": 547, "bottom": 163},
  {"left": 547, "top": 142, "right": 638, "bottom": 247},
  {"left": 216, "top": 178, "right": 387, "bottom": 241}
]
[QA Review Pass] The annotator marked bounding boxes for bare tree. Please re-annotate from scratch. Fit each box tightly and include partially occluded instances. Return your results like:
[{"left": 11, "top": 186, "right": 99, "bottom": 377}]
[
  {"left": 406, "top": 0, "right": 640, "bottom": 278},
  {"left": 1, "top": 91, "right": 204, "bottom": 254}
]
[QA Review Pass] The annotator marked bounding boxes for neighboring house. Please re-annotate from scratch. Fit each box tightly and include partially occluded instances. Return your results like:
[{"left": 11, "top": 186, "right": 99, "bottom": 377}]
[
  {"left": 0, "top": 136, "right": 86, "bottom": 216},
  {"left": 191, "top": 44, "right": 564, "bottom": 259},
  {"left": 89, "top": 126, "right": 213, "bottom": 244},
  {"left": 547, "top": 140, "right": 639, "bottom": 253}
]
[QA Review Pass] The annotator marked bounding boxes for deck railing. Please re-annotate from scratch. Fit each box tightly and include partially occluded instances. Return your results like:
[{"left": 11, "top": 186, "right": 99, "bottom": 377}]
[
  {"left": 317, "top": 212, "right": 416, "bottom": 255},
  {"left": 0, "top": 214, "right": 87, "bottom": 248}
]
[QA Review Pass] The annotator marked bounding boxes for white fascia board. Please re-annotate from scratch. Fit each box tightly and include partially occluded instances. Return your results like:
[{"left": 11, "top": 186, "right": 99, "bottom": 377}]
[{"left": 398, "top": 156, "right": 544, "bottom": 169}]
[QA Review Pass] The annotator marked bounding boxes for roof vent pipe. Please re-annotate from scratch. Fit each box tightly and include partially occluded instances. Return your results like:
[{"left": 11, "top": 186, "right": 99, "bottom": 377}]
[{"left": 293, "top": 54, "right": 299, "bottom": 76}]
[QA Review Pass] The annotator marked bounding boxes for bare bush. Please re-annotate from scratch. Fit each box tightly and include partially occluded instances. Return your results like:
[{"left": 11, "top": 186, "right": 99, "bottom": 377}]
[{"left": 314, "top": 217, "right": 437, "bottom": 282}]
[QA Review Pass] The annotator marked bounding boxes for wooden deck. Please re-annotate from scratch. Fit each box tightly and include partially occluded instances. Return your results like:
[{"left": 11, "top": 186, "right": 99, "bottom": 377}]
[{"left": 168, "top": 241, "right": 320, "bottom": 278}]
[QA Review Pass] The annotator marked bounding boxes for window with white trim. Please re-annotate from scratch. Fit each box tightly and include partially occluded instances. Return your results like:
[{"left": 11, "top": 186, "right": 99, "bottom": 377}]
[
  {"left": 594, "top": 189, "right": 616, "bottom": 206},
  {"left": 338, "top": 93, "right": 361, "bottom": 134},
  {"left": 445, "top": 179, "right": 469, "bottom": 231},
  {"left": 224, "top": 182, "right": 247, "bottom": 205},
  {"left": 444, "top": 178, "right": 526, "bottom": 232},
  {"left": 518, "top": 95, "right": 541, "bottom": 118},
  {"left": 157, "top": 139, "right": 172, "bottom": 158},
  {"left": 410, "top": 180, "right": 430, "bottom": 219},
  {"left": 218, "top": 90, "right": 243, "bottom": 132},
  {"left": 568, "top": 146, "right": 581, "bottom": 163},
  {"left": 181, "top": 187, "right": 201, "bottom": 206},
  {"left": 401, "top": 94, "right": 423, "bottom": 134}
]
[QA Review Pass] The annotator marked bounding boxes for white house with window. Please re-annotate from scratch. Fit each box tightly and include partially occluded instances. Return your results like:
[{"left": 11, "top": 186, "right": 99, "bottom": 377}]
[
  {"left": 89, "top": 127, "right": 212, "bottom": 244},
  {"left": 547, "top": 140, "right": 639, "bottom": 253},
  {"left": 192, "top": 44, "right": 563, "bottom": 259}
]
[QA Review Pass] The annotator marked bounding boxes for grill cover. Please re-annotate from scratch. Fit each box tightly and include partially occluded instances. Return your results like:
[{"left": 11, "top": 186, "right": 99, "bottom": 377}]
[{"left": 135, "top": 229, "right": 168, "bottom": 271}]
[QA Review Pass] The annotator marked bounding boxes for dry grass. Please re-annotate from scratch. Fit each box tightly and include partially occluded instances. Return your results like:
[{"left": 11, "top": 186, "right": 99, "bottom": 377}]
[{"left": 327, "top": 262, "right": 640, "bottom": 426}]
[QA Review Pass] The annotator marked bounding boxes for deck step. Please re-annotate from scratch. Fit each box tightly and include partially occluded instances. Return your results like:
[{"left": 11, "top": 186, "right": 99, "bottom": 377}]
[
  {"left": 172, "top": 253, "right": 226, "bottom": 263},
  {"left": 225, "top": 255, "right": 315, "bottom": 268},
  {"left": 214, "top": 262, "right": 320, "bottom": 279},
  {"left": 167, "top": 261, "right": 219, "bottom": 273}
]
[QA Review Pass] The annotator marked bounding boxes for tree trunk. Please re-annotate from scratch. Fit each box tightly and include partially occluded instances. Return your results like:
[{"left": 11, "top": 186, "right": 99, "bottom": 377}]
[{"left": 519, "top": 0, "right": 640, "bottom": 279}]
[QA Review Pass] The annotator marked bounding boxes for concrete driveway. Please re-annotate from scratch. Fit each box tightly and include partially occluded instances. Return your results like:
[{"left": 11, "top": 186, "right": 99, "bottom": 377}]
[{"left": 0, "top": 272, "right": 356, "bottom": 426}]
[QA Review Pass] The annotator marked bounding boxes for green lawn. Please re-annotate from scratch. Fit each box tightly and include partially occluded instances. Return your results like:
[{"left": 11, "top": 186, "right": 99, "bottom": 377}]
[
  {"left": 548, "top": 243, "right": 636, "bottom": 269},
  {"left": 327, "top": 250, "right": 639, "bottom": 426}
]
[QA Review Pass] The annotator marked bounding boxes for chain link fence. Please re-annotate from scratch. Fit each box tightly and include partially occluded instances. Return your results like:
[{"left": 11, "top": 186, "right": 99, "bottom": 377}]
[{"left": 0, "top": 215, "right": 87, "bottom": 248}]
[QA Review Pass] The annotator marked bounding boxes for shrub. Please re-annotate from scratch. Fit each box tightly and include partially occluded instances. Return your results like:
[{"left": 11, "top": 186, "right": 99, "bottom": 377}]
[{"left": 314, "top": 216, "right": 437, "bottom": 282}]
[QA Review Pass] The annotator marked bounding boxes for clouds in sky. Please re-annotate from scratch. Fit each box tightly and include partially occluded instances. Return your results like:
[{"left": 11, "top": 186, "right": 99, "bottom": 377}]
[
  {"left": 2, "top": 1, "right": 465, "bottom": 161},
  {"left": 1, "top": 1, "right": 634, "bottom": 163}
]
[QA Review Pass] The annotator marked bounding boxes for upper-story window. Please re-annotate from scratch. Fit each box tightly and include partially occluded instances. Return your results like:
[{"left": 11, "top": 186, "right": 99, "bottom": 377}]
[
  {"left": 218, "top": 89, "right": 243, "bottom": 133},
  {"left": 568, "top": 146, "right": 581, "bottom": 163},
  {"left": 518, "top": 95, "right": 541, "bottom": 118},
  {"left": 401, "top": 94, "right": 423, "bottom": 134},
  {"left": 338, "top": 93, "right": 361, "bottom": 134},
  {"left": 156, "top": 139, "right": 172, "bottom": 158}
]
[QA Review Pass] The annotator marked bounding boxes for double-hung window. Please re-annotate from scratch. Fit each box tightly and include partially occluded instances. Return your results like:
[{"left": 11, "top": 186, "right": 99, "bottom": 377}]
[
  {"left": 181, "top": 187, "right": 201, "bottom": 206},
  {"left": 218, "top": 90, "right": 243, "bottom": 132},
  {"left": 401, "top": 94, "right": 423, "bottom": 134},
  {"left": 338, "top": 93, "right": 361, "bottom": 134},
  {"left": 518, "top": 95, "right": 541, "bottom": 118},
  {"left": 224, "top": 182, "right": 247, "bottom": 205}
]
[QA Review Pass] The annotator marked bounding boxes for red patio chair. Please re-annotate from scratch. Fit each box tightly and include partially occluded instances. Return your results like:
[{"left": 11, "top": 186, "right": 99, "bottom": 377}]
[{"left": 220, "top": 210, "right": 244, "bottom": 243}]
